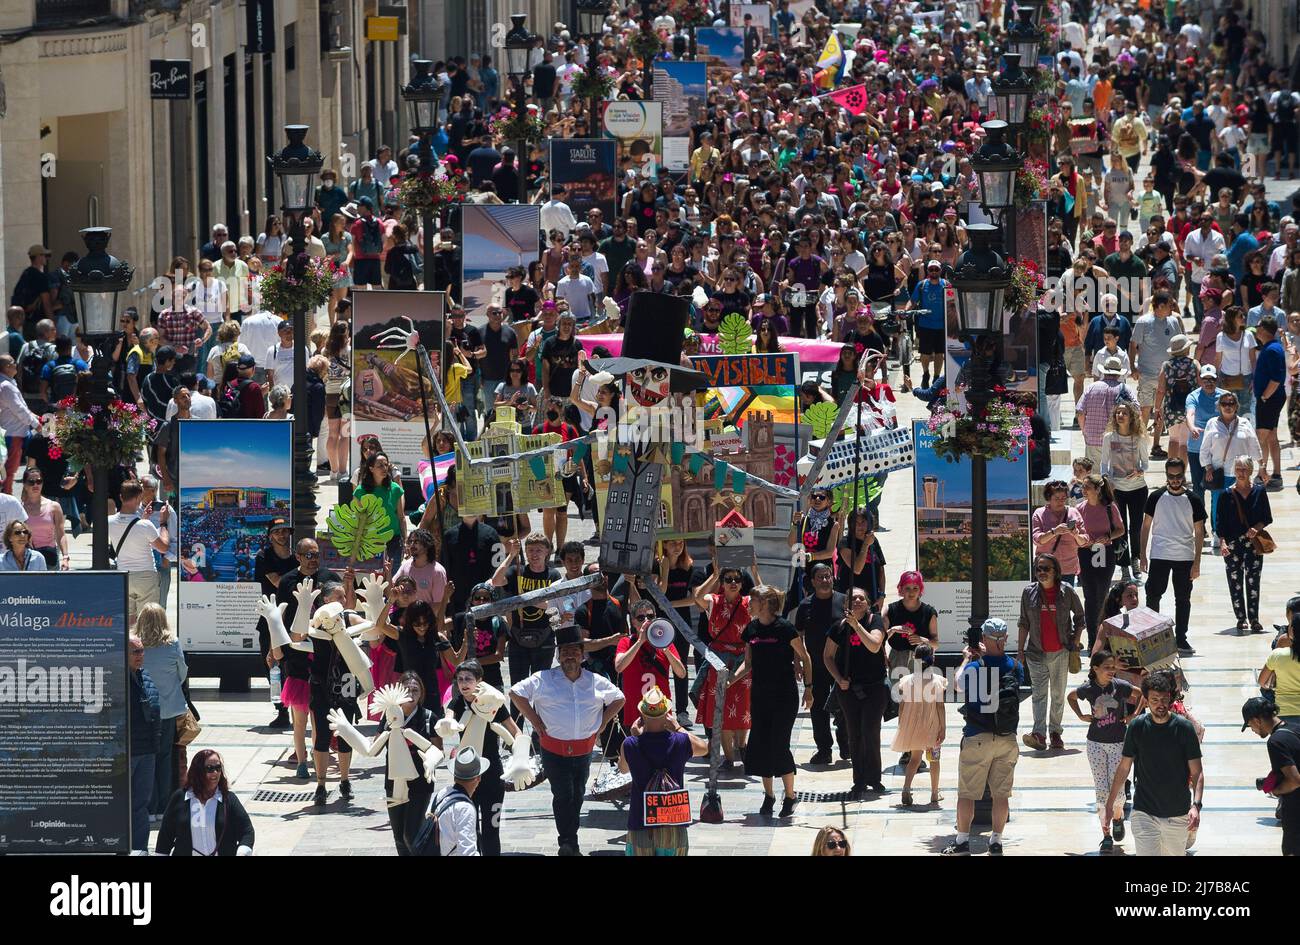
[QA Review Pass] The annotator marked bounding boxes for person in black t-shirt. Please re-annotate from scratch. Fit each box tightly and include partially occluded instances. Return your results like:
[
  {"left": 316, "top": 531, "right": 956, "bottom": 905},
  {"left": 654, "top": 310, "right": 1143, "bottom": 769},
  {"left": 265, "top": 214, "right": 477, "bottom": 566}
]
[
  {"left": 480, "top": 305, "right": 519, "bottom": 407},
  {"left": 576, "top": 566, "right": 626, "bottom": 683},
  {"left": 503, "top": 266, "right": 539, "bottom": 325},
  {"left": 835, "top": 510, "right": 886, "bottom": 608},
  {"left": 794, "top": 562, "right": 847, "bottom": 764},
  {"left": 540, "top": 316, "right": 581, "bottom": 398},
  {"left": 492, "top": 533, "right": 561, "bottom": 715},
  {"left": 255, "top": 520, "right": 298, "bottom": 728},
  {"left": 442, "top": 515, "right": 500, "bottom": 615},
  {"left": 1242, "top": 696, "right": 1300, "bottom": 856},
  {"left": 823, "top": 588, "right": 891, "bottom": 797},
  {"left": 449, "top": 583, "right": 509, "bottom": 690}
]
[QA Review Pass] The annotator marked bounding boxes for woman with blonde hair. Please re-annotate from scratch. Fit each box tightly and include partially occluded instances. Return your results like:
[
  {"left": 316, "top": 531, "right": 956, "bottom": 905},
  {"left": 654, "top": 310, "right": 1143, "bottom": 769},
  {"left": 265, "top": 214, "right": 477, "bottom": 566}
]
[
  {"left": 205, "top": 318, "right": 250, "bottom": 382},
  {"left": 1099, "top": 399, "right": 1149, "bottom": 583},
  {"left": 137, "top": 603, "right": 190, "bottom": 818},
  {"left": 811, "top": 825, "right": 851, "bottom": 856}
]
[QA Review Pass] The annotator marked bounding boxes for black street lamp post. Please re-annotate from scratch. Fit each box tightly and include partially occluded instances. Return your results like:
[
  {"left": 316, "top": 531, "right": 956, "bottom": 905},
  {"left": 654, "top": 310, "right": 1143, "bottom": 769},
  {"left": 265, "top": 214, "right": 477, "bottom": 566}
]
[
  {"left": 504, "top": 14, "right": 536, "bottom": 204},
  {"left": 971, "top": 119, "right": 1024, "bottom": 258},
  {"left": 268, "top": 125, "right": 325, "bottom": 545},
  {"left": 949, "top": 224, "right": 1013, "bottom": 827},
  {"left": 402, "top": 59, "right": 442, "bottom": 290},
  {"left": 990, "top": 53, "right": 1034, "bottom": 134},
  {"left": 68, "top": 226, "right": 133, "bottom": 570},
  {"left": 577, "top": 0, "right": 611, "bottom": 134},
  {"left": 1007, "top": 11, "right": 1044, "bottom": 70}
]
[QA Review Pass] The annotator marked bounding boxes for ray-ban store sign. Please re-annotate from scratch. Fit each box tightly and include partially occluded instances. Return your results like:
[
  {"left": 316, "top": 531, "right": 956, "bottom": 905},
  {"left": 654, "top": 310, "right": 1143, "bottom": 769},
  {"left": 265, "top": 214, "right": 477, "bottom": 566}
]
[{"left": 149, "top": 60, "right": 191, "bottom": 99}]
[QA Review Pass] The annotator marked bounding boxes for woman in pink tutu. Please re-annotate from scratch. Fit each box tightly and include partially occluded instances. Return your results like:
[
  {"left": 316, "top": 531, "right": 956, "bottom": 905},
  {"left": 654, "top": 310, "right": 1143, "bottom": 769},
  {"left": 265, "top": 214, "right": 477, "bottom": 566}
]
[
  {"left": 891, "top": 643, "right": 946, "bottom": 807},
  {"left": 273, "top": 636, "right": 313, "bottom": 780},
  {"left": 365, "top": 575, "right": 414, "bottom": 717}
]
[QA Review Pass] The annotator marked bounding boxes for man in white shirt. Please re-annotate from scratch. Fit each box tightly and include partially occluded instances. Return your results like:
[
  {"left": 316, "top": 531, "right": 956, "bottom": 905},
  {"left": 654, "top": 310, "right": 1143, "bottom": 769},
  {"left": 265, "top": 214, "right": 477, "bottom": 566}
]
[
  {"left": 1182, "top": 212, "right": 1226, "bottom": 324},
  {"left": 166, "top": 385, "right": 217, "bottom": 420},
  {"left": 0, "top": 490, "right": 25, "bottom": 535},
  {"left": 434, "top": 747, "right": 488, "bottom": 856},
  {"left": 577, "top": 233, "right": 609, "bottom": 298},
  {"left": 364, "top": 145, "right": 398, "bottom": 189},
  {"left": 510, "top": 624, "right": 624, "bottom": 856},
  {"left": 1268, "top": 223, "right": 1297, "bottom": 278},
  {"left": 541, "top": 185, "right": 579, "bottom": 240},
  {"left": 266, "top": 319, "right": 297, "bottom": 388},
  {"left": 239, "top": 309, "right": 282, "bottom": 386},
  {"left": 555, "top": 258, "right": 598, "bottom": 322},
  {"left": 1139, "top": 457, "right": 1205, "bottom": 657},
  {"left": 107, "top": 480, "right": 171, "bottom": 626}
]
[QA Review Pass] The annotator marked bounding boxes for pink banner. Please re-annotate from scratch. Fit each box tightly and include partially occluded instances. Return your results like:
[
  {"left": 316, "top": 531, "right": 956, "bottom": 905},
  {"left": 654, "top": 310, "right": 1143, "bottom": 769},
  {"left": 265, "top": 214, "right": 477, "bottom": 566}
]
[{"left": 579, "top": 334, "right": 847, "bottom": 369}]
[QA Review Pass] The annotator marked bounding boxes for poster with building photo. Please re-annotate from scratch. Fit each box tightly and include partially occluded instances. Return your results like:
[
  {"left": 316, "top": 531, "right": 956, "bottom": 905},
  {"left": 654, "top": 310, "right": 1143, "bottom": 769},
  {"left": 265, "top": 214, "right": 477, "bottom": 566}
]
[
  {"left": 461, "top": 204, "right": 543, "bottom": 323},
  {"left": 0, "top": 572, "right": 129, "bottom": 853},
  {"left": 912, "top": 420, "right": 1031, "bottom": 654},
  {"left": 653, "top": 62, "right": 708, "bottom": 172},
  {"left": 178, "top": 420, "right": 292, "bottom": 654},
  {"left": 351, "top": 289, "right": 446, "bottom": 477},
  {"left": 694, "top": 27, "right": 749, "bottom": 79},
  {"left": 601, "top": 101, "right": 664, "bottom": 180},
  {"left": 549, "top": 139, "right": 618, "bottom": 225}
]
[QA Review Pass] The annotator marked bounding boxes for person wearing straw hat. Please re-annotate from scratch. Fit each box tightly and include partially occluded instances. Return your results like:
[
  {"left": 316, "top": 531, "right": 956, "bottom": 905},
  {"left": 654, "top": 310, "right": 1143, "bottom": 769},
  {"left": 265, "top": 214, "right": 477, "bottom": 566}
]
[
  {"left": 510, "top": 622, "right": 624, "bottom": 856},
  {"left": 1154, "top": 333, "right": 1198, "bottom": 467},
  {"left": 1077, "top": 355, "right": 1138, "bottom": 467},
  {"left": 620, "top": 686, "right": 707, "bottom": 856}
]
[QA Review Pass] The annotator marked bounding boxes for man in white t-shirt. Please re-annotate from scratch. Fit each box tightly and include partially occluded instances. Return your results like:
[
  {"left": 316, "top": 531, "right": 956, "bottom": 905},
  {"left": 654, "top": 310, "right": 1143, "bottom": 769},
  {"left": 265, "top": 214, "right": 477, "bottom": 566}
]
[
  {"left": 1139, "top": 457, "right": 1205, "bottom": 657},
  {"left": 555, "top": 258, "right": 597, "bottom": 322},
  {"left": 107, "top": 480, "right": 171, "bottom": 626},
  {"left": 1182, "top": 212, "right": 1226, "bottom": 324},
  {"left": 240, "top": 309, "right": 281, "bottom": 386},
  {"left": 541, "top": 186, "right": 578, "bottom": 240},
  {"left": 364, "top": 146, "right": 399, "bottom": 189},
  {"left": 166, "top": 386, "right": 217, "bottom": 419},
  {"left": 266, "top": 319, "right": 297, "bottom": 388}
]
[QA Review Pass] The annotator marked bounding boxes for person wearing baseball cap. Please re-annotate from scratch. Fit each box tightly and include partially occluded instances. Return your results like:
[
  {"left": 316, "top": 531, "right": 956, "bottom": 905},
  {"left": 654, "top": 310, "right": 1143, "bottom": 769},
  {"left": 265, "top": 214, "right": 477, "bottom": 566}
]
[
  {"left": 621, "top": 685, "right": 707, "bottom": 856},
  {"left": 11, "top": 244, "right": 54, "bottom": 331},
  {"left": 1241, "top": 694, "right": 1300, "bottom": 856},
  {"left": 510, "top": 621, "right": 624, "bottom": 855},
  {"left": 221, "top": 352, "right": 266, "bottom": 419},
  {"left": 942, "top": 616, "right": 1024, "bottom": 856},
  {"left": 256, "top": 516, "right": 299, "bottom": 732}
]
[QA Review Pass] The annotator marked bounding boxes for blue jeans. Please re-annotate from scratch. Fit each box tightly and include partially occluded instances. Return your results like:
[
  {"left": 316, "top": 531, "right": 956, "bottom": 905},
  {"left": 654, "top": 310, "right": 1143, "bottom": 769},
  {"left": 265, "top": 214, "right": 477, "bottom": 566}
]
[
  {"left": 58, "top": 494, "right": 81, "bottom": 537},
  {"left": 541, "top": 749, "right": 592, "bottom": 849},
  {"left": 1196, "top": 150, "right": 1212, "bottom": 172},
  {"left": 459, "top": 375, "right": 480, "bottom": 441},
  {"left": 130, "top": 753, "right": 156, "bottom": 851}
]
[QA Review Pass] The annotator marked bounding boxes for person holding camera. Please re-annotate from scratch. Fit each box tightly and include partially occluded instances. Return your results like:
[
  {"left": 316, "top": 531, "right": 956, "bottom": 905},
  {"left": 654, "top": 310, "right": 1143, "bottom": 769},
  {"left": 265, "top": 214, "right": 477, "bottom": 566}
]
[
  {"left": 1240, "top": 696, "right": 1300, "bottom": 856},
  {"left": 1017, "top": 553, "right": 1085, "bottom": 752},
  {"left": 942, "top": 618, "right": 1025, "bottom": 856},
  {"left": 493, "top": 358, "right": 538, "bottom": 428},
  {"left": 823, "top": 587, "right": 891, "bottom": 798}
]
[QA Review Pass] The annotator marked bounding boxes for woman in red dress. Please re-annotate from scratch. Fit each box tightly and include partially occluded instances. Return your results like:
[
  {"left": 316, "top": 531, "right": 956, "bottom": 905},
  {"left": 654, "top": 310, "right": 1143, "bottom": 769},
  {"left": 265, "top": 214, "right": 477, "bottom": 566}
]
[{"left": 692, "top": 563, "right": 760, "bottom": 770}]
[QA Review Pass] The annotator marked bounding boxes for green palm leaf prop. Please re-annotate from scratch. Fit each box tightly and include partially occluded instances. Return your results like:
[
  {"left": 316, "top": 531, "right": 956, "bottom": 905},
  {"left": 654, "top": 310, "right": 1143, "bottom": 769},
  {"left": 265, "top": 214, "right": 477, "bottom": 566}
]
[
  {"left": 802, "top": 401, "right": 840, "bottom": 440},
  {"left": 718, "top": 312, "right": 752, "bottom": 354},
  {"left": 326, "top": 493, "right": 395, "bottom": 567}
]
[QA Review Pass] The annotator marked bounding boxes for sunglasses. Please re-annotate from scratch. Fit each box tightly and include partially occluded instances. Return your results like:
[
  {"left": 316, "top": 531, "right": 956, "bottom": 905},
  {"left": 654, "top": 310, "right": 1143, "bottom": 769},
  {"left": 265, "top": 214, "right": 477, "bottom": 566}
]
[
  {"left": 633, "top": 613, "right": 655, "bottom": 623},
  {"left": 722, "top": 576, "right": 742, "bottom": 584},
  {"left": 24, "top": 478, "right": 41, "bottom": 485},
  {"left": 825, "top": 839, "right": 848, "bottom": 849},
  {"left": 10, "top": 529, "right": 29, "bottom": 537},
  {"left": 205, "top": 764, "right": 223, "bottom": 773},
  {"left": 300, "top": 551, "right": 320, "bottom": 559},
  {"left": 1035, "top": 565, "right": 1053, "bottom": 574}
]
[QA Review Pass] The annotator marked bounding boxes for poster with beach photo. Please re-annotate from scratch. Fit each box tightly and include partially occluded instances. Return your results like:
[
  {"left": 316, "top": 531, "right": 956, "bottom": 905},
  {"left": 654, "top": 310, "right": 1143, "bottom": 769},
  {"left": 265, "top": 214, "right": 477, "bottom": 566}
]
[
  {"left": 351, "top": 289, "right": 446, "bottom": 478},
  {"left": 912, "top": 420, "right": 1031, "bottom": 654},
  {"left": 178, "top": 419, "right": 292, "bottom": 654}
]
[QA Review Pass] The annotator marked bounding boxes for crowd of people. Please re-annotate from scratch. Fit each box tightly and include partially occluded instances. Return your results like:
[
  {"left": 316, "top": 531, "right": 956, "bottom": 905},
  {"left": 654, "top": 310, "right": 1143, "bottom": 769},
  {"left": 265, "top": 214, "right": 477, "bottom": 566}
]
[{"left": 6, "top": 0, "right": 1300, "bottom": 858}]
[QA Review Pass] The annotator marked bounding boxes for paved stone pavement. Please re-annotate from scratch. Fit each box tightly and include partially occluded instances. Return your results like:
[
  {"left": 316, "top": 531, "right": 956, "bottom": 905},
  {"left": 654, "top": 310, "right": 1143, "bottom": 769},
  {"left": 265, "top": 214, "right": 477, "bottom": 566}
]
[{"left": 49, "top": 176, "right": 1300, "bottom": 857}]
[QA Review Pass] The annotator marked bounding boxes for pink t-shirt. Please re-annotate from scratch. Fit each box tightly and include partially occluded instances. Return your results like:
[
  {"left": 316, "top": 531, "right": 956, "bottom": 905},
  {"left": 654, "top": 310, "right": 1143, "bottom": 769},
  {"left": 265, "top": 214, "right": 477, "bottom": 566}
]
[
  {"left": 394, "top": 558, "right": 448, "bottom": 609},
  {"left": 1031, "top": 504, "right": 1085, "bottom": 575}
]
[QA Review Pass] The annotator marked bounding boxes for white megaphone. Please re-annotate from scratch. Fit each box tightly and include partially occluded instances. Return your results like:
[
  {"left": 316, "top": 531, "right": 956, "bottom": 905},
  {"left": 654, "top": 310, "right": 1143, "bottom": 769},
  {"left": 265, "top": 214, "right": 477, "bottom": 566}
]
[{"left": 646, "top": 618, "right": 676, "bottom": 649}]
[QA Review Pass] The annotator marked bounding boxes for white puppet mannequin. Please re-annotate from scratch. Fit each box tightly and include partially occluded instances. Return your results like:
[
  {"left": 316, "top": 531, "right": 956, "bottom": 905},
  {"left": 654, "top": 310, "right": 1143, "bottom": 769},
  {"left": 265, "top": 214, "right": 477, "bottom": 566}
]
[
  {"left": 307, "top": 571, "right": 389, "bottom": 709},
  {"left": 328, "top": 683, "right": 444, "bottom": 807},
  {"left": 435, "top": 678, "right": 536, "bottom": 791}
]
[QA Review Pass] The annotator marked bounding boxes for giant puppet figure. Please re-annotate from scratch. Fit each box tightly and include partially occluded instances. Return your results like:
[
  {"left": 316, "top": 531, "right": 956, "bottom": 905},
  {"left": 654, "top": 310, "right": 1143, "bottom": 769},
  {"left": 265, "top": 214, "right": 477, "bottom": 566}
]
[{"left": 588, "top": 292, "right": 706, "bottom": 575}]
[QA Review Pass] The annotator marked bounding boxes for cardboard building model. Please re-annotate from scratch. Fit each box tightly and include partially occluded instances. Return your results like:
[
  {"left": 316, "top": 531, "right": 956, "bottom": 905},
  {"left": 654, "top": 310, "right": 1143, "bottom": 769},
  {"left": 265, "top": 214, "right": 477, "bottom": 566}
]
[
  {"left": 456, "top": 406, "right": 564, "bottom": 517},
  {"left": 714, "top": 508, "right": 755, "bottom": 570}
]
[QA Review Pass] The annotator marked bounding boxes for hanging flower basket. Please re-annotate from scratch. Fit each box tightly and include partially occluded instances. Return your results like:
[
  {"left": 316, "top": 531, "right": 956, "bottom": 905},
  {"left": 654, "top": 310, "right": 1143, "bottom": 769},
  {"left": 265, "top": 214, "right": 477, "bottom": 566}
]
[
  {"left": 398, "top": 166, "right": 467, "bottom": 215},
  {"left": 488, "top": 105, "right": 547, "bottom": 144},
  {"left": 1005, "top": 256, "right": 1045, "bottom": 313},
  {"left": 926, "top": 395, "right": 1033, "bottom": 462},
  {"left": 256, "top": 254, "right": 337, "bottom": 316},
  {"left": 572, "top": 66, "right": 616, "bottom": 103},
  {"left": 1013, "top": 159, "right": 1049, "bottom": 209},
  {"left": 630, "top": 29, "right": 663, "bottom": 65},
  {"left": 52, "top": 398, "right": 154, "bottom": 470},
  {"left": 1025, "top": 104, "right": 1054, "bottom": 145},
  {"left": 665, "top": 0, "right": 713, "bottom": 27}
]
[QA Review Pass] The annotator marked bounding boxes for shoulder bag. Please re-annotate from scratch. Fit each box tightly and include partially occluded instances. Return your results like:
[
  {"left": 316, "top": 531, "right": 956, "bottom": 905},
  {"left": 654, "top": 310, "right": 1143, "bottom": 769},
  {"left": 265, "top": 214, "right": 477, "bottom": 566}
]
[
  {"left": 1230, "top": 487, "right": 1275, "bottom": 554},
  {"left": 1206, "top": 417, "right": 1237, "bottom": 491},
  {"left": 1220, "top": 333, "right": 1249, "bottom": 390},
  {"left": 107, "top": 517, "right": 142, "bottom": 570}
]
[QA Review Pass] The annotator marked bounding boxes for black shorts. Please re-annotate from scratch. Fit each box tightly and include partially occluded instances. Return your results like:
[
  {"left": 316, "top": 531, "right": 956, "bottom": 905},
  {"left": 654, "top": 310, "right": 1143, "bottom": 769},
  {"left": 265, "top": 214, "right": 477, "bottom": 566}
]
[
  {"left": 1256, "top": 393, "right": 1285, "bottom": 431},
  {"left": 917, "top": 326, "right": 946, "bottom": 355},
  {"left": 353, "top": 258, "right": 382, "bottom": 286}
]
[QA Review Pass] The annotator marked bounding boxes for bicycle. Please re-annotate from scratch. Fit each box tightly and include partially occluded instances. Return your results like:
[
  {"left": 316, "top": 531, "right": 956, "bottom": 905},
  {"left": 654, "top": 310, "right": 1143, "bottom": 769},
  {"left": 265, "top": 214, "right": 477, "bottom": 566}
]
[{"left": 876, "top": 308, "right": 914, "bottom": 389}]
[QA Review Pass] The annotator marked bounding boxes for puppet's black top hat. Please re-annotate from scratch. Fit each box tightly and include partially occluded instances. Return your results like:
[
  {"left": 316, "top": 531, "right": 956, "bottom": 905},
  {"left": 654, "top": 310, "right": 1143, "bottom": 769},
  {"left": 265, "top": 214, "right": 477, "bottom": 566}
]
[{"left": 588, "top": 291, "right": 707, "bottom": 392}]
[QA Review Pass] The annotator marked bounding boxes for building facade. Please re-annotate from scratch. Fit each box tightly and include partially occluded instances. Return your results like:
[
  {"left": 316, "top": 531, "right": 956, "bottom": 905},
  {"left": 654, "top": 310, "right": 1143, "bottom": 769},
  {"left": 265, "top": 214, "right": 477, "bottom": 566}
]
[{"left": 0, "top": 0, "right": 560, "bottom": 313}]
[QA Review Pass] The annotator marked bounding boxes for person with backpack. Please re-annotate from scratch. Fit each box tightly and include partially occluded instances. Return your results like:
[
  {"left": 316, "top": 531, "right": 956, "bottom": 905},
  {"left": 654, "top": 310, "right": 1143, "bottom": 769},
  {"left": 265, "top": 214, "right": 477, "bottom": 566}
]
[
  {"left": 620, "top": 686, "right": 707, "bottom": 856},
  {"left": 384, "top": 223, "right": 422, "bottom": 290},
  {"left": 1017, "top": 552, "right": 1085, "bottom": 753},
  {"left": 1153, "top": 334, "right": 1199, "bottom": 467},
  {"left": 17, "top": 319, "right": 55, "bottom": 407},
  {"left": 942, "top": 618, "right": 1025, "bottom": 856},
  {"left": 432, "top": 746, "right": 489, "bottom": 856},
  {"left": 39, "top": 335, "right": 87, "bottom": 406},
  {"left": 218, "top": 355, "right": 266, "bottom": 419},
  {"left": 349, "top": 196, "right": 385, "bottom": 289}
]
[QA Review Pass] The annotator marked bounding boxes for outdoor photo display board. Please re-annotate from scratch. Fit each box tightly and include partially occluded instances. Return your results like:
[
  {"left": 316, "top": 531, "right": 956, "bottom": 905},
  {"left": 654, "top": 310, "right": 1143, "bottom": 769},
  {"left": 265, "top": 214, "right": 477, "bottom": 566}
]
[
  {"left": 602, "top": 101, "right": 664, "bottom": 180},
  {"left": 351, "top": 289, "right": 446, "bottom": 478},
  {"left": 912, "top": 420, "right": 1031, "bottom": 653},
  {"left": 179, "top": 419, "right": 292, "bottom": 653},
  {"left": 653, "top": 62, "right": 707, "bottom": 172},
  {"left": 461, "top": 205, "right": 543, "bottom": 322},
  {"left": 549, "top": 139, "right": 618, "bottom": 225},
  {"left": 0, "top": 572, "right": 129, "bottom": 853}
]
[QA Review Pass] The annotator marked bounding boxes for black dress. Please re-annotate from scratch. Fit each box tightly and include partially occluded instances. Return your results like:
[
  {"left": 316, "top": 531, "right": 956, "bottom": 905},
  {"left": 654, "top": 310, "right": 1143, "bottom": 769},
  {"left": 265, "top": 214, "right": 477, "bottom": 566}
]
[{"left": 741, "top": 618, "right": 800, "bottom": 778}]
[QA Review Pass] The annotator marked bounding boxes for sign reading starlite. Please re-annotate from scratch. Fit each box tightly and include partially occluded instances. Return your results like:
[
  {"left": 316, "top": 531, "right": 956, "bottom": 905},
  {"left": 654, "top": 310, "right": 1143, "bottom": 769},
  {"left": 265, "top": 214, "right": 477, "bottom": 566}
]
[{"left": 569, "top": 145, "right": 597, "bottom": 161}]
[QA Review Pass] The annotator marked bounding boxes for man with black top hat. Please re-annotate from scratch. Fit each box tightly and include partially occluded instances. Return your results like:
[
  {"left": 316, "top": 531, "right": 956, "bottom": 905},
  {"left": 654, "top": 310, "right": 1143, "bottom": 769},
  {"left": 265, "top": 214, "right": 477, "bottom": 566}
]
[
  {"left": 1241, "top": 696, "right": 1300, "bottom": 856},
  {"left": 510, "top": 622, "right": 624, "bottom": 855}
]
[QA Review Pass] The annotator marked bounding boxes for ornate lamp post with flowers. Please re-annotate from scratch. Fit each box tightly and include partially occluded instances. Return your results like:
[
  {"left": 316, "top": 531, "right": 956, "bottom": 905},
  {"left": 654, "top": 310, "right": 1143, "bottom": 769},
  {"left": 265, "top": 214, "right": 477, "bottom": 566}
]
[
  {"left": 66, "top": 226, "right": 139, "bottom": 569},
  {"left": 503, "top": 14, "right": 539, "bottom": 203},
  {"left": 402, "top": 59, "right": 443, "bottom": 290},
  {"left": 576, "top": 0, "right": 613, "bottom": 134},
  {"left": 971, "top": 119, "right": 1023, "bottom": 258},
  {"left": 1007, "top": 12, "right": 1044, "bottom": 72},
  {"left": 268, "top": 125, "right": 326, "bottom": 543},
  {"left": 990, "top": 53, "right": 1033, "bottom": 137}
]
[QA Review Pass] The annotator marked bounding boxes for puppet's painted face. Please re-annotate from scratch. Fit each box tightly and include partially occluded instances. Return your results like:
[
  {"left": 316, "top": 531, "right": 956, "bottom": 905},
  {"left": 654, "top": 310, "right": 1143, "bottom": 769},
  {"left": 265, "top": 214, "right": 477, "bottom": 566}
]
[
  {"left": 626, "top": 365, "right": 670, "bottom": 407},
  {"left": 310, "top": 601, "right": 346, "bottom": 634}
]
